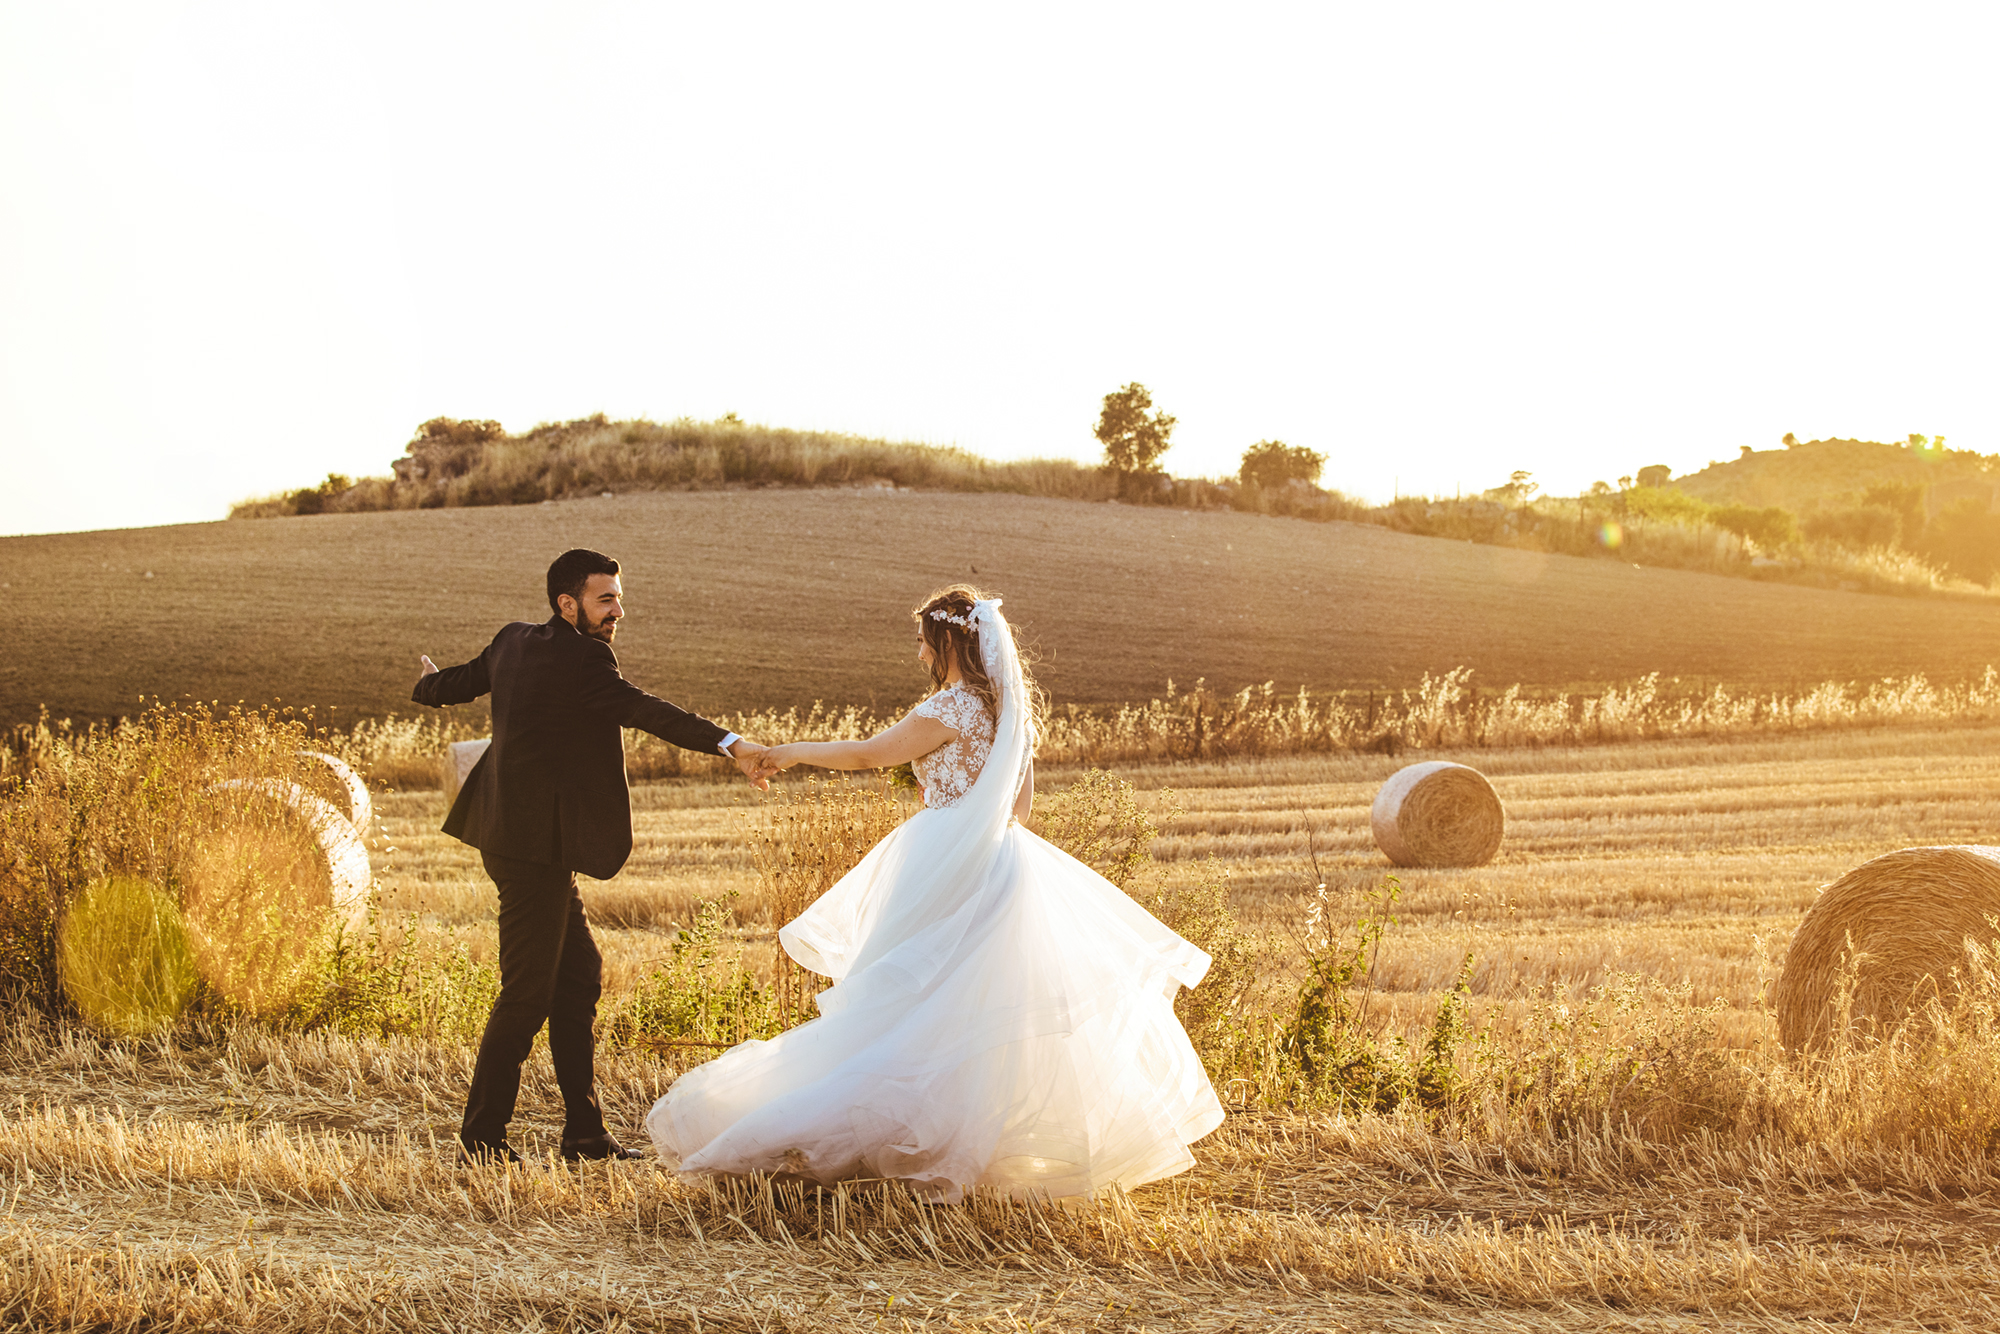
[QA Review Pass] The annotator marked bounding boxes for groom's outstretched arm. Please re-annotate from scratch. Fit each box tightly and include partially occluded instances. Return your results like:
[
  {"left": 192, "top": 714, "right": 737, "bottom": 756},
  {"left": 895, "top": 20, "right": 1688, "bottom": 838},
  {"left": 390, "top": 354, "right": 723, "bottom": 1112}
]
[{"left": 412, "top": 646, "right": 492, "bottom": 707}]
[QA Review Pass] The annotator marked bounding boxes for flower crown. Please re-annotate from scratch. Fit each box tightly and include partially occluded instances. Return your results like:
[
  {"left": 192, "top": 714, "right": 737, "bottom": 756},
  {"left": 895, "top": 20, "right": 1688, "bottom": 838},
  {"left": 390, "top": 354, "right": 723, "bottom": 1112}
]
[{"left": 928, "top": 607, "right": 976, "bottom": 632}]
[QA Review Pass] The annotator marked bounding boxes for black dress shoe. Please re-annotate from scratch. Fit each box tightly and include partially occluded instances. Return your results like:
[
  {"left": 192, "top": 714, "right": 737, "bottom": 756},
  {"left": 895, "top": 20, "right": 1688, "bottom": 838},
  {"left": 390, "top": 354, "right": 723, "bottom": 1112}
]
[
  {"left": 560, "top": 1134, "right": 647, "bottom": 1162},
  {"left": 459, "top": 1136, "right": 524, "bottom": 1167}
]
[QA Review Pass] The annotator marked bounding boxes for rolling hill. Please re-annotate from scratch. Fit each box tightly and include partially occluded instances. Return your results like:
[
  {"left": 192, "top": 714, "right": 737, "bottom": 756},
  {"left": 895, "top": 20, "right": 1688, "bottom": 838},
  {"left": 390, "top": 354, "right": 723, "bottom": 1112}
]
[
  {"left": 1672, "top": 436, "right": 1997, "bottom": 515},
  {"left": 7, "top": 489, "right": 2000, "bottom": 729}
]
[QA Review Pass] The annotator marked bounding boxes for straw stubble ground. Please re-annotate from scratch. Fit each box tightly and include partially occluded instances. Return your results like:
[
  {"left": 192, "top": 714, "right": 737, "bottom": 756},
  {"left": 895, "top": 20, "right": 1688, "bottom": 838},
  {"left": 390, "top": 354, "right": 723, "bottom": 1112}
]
[{"left": 7, "top": 721, "right": 2000, "bottom": 1329}]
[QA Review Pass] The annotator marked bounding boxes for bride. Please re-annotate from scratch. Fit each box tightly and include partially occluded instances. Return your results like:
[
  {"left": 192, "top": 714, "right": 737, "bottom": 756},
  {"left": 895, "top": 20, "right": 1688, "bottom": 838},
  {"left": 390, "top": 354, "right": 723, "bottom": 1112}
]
[{"left": 644, "top": 586, "right": 1224, "bottom": 1200}]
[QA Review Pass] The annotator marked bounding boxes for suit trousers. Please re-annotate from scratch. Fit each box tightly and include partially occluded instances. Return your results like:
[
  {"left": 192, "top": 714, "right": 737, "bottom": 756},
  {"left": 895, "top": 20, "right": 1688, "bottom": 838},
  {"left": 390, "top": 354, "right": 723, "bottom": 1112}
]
[{"left": 460, "top": 849, "right": 610, "bottom": 1147}]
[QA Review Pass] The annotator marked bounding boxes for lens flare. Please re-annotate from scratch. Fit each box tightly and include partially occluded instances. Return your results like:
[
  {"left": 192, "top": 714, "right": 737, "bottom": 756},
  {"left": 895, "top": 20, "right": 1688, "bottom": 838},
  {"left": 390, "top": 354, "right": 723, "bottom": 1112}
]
[
  {"left": 1598, "top": 521, "right": 1624, "bottom": 550},
  {"left": 59, "top": 875, "right": 199, "bottom": 1035},
  {"left": 181, "top": 792, "right": 336, "bottom": 1019}
]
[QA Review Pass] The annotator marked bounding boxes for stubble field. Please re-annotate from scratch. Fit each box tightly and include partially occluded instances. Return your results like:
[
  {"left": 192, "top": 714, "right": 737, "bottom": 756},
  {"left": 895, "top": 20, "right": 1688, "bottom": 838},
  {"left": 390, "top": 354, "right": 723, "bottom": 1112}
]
[{"left": 7, "top": 720, "right": 2000, "bottom": 1330}]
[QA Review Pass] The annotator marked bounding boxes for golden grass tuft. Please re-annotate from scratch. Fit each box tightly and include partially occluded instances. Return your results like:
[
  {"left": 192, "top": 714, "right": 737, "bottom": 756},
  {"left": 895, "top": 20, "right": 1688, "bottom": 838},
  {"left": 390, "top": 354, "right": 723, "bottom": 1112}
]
[
  {"left": 1370, "top": 761, "right": 1505, "bottom": 867},
  {"left": 1772, "top": 844, "right": 2000, "bottom": 1052}
]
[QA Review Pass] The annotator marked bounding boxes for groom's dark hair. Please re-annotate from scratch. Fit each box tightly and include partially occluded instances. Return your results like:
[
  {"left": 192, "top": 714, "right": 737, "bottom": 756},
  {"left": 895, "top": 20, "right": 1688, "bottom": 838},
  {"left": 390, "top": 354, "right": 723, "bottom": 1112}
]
[{"left": 547, "top": 548, "right": 620, "bottom": 613}]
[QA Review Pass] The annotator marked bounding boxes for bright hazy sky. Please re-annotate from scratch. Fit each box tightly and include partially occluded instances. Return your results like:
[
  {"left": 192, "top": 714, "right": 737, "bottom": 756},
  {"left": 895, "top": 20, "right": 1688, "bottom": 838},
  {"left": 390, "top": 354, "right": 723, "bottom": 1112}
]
[{"left": 3, "top": 3, "right": 1994, "bottom": 537}]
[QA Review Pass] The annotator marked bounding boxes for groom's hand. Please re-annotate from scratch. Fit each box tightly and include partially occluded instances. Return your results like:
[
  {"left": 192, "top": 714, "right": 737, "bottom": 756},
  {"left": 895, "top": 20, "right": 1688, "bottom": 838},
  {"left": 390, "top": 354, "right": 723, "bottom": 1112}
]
[
  {"left": 728, "top": 739, "right": 772, "bottom": 791},
  {"left": 419, "top": 655, "right": 439, "bottom": 677}
]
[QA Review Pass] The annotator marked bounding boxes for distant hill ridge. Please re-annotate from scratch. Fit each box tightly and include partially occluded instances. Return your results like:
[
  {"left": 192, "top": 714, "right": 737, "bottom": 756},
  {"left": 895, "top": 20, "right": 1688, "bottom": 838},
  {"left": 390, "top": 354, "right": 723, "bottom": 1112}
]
[
  {"left": 232, "top": 415, "right": 2000, "bottom": 595},
  {"left": 1671, "top": 436, "right": 1998, "bottom": 517}
]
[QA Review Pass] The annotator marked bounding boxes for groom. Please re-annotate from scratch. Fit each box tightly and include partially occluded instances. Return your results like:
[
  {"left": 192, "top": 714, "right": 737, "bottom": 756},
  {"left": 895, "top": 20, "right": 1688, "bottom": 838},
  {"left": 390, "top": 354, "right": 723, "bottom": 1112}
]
[{"left": 413, "top": 547, "right": 771, "bottom": 1164}]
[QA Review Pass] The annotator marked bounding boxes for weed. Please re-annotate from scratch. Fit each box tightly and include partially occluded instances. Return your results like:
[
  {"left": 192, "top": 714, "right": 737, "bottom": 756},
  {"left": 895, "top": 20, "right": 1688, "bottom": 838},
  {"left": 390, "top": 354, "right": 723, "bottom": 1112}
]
[{"left": 600, "top": 896, "right": 779, "bottom": 1051}]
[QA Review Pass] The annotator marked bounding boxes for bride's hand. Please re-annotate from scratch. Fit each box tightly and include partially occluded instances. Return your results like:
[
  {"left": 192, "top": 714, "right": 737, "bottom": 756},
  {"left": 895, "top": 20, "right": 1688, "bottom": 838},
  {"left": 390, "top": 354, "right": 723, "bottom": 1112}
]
[{"left": 759, "top": 744, "right": 803, "bottom": 773}]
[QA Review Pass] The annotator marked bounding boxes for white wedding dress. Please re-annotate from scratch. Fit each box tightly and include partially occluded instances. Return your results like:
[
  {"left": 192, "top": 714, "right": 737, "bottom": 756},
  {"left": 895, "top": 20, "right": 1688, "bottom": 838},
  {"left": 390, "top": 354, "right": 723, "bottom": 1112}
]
[{"left": 645, "top": 600, "right": 1224, "bottom": 1200}]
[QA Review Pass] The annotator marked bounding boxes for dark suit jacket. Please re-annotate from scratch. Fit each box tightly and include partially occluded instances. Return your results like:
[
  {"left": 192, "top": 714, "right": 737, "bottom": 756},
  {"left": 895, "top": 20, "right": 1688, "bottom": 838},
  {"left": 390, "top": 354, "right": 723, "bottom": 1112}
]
[{"left": 412, "top": 616, "right": 730, "bottom": 879}]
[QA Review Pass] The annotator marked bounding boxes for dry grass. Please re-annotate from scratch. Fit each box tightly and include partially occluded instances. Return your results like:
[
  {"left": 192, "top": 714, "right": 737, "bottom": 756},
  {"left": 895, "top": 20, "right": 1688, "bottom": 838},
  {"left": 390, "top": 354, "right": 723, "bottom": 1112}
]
[
  {"left": 38, "top": 659, "right": 1982, "bottom": 797},
  {"left": 25, "top": 722, "right": 1997, "bottom": 1324},
  {"left": 15, "top": 489, "right": 2000, "bottom": 729},
  {"left": 13, "top": 717, "right": 2000, "bottom": 1325},
  {"left": 6, "top": 1012, "right": 2000, "bottom": 1331}
]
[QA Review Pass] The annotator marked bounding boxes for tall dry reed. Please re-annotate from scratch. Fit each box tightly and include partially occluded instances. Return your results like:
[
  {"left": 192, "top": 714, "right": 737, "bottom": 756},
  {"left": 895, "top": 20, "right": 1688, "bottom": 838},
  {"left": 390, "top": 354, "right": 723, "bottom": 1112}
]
[{"left": 289, "top": 665, "right": 2000, "bottom": 790}]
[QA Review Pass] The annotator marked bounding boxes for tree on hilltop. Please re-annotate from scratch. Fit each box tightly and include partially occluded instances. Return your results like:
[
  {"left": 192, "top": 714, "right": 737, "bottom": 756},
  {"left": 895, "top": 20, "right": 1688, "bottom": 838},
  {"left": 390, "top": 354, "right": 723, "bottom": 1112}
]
[
  {"left": 414, "top": 417, "right": 506, "bottom": 446},
  {"left": 1486, "top": 470, "right": 1539, "bottom": 506},
  {"left": 1238, "top": 440, "right": 1326, "bottom": 490},
  {"left": 1094, "top": 383, "right": 1176, "bottom": 479}
]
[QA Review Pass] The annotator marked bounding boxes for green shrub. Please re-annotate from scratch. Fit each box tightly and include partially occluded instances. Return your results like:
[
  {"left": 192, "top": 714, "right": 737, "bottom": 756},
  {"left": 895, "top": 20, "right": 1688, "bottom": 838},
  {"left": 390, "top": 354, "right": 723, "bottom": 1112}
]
[
  {"left": 1033, "top": 769, "right": 1176, "bottom": 891},
  {"left": 1803, "top": 504, "right": 1902, "bottom": 550},
  {"left": 1711, "top": 503, "right": 1799, "bottom": 553},
  {"left": 1131, "top": 861, "right": 1262, "bottom": 1059},
  {"left": 601, "top": 897, "right": 780, "bottom": 1051},
  {"left": 1238, "top": 440, "right": 1326, "bottom": 490},
  {"left": 1918, "top": 498, "right": 2000, "bottom": 585},
  {"left": 1494, "top": 972, "right": 1748, "bottom": 1140},
  {"left": 300, "top": 911, "right": 499, "bottom": 1043}
]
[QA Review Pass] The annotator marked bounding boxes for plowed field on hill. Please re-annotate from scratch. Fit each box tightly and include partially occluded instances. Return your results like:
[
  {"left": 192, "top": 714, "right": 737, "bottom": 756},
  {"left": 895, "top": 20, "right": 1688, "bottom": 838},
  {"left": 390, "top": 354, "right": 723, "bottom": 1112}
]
[{"left": 6, "top": 489, "right": 2000, "bottom": 725}]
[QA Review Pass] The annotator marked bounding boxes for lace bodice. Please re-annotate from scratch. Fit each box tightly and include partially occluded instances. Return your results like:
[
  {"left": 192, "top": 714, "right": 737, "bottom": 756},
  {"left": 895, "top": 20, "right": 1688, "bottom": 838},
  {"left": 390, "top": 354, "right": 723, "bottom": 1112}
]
[{"left": 910, "top": 683, "right": 997, "bottom": 808}]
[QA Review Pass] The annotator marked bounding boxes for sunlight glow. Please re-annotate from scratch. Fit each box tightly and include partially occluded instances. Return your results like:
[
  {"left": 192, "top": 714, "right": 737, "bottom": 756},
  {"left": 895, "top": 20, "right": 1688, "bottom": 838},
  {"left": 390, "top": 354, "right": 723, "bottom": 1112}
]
[{"left": 2, "top": 2, "right": 1994, "bottom": 536}]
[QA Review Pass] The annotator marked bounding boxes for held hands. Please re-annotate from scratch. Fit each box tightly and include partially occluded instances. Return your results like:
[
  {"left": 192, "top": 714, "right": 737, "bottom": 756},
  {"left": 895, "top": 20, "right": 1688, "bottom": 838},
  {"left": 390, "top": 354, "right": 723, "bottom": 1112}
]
[
  {"left": 728, "top": 739, "right": 775, "bottom": 791},
  {"left": 419, "top": 655, "right": 439, "bottom": 678},
  {"left": 757, "top": 744, "right": 805, "bottom": 776}
]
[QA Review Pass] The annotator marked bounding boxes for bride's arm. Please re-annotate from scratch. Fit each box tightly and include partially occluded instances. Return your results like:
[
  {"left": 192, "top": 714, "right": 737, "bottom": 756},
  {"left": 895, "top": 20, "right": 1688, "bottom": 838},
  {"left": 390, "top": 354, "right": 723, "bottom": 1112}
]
[
  {"left": 759, "top": 712, "right": 957, "bottom": 773},
  {"left": 1013, "top": 760, "right": 1034, "bottom": 822}
]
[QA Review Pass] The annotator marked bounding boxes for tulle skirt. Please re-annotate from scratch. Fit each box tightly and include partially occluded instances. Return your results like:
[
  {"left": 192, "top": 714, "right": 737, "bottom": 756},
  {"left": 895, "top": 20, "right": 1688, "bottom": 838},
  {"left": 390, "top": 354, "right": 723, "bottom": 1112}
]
[{"left": 644, "top": 809, "right": 1225, "bottom": 1200}]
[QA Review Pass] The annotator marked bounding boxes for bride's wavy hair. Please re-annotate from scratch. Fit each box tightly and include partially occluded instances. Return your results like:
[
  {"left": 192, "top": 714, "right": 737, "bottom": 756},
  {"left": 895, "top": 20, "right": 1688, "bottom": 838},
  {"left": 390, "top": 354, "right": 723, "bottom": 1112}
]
[{"left": 913, "top": 584, "right": 1045, "bottom": 738}]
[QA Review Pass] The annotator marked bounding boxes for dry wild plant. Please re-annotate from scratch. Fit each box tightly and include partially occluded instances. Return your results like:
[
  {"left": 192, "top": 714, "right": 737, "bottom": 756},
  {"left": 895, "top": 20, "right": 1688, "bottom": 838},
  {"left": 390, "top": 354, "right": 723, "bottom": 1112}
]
[
  {"left": 286, "top": 664, "right": 2000, "bottom": 790},
  {"left": 0, "top": 704, "right": 344, "bottom": 1021},
  {"left": 748, "top": 775, "right": 910, "bottom": 1026}
]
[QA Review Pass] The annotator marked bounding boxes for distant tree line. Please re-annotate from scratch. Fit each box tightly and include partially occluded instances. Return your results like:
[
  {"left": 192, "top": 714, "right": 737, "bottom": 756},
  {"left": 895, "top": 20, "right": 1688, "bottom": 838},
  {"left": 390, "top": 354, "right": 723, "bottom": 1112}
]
[
  {"left": 1607, "top": 435, "right": 2000, "bottom": 585},
  {"left": 1091, "top": 381, "right": 1326, "bottom": 500}
]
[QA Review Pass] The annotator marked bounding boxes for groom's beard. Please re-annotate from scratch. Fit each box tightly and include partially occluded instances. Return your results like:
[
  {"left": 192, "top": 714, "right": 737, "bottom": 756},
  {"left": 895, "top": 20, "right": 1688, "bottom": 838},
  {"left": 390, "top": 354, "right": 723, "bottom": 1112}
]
[{"left": 583, "top": 610, "right": 618, "bottom": 643}]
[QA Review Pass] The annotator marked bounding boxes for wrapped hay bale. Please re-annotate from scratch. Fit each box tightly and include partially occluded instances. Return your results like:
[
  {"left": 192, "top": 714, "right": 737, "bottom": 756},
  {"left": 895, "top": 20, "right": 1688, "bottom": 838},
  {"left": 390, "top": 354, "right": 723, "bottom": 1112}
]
[
  {"left": 1773, "top": 845, "right": 2000, "bottom": 1052},
  {"left": 442, "top": 738, "right": 491, "bottom": 806},
  {"left": 1370, "top": 761, "right": 1505, "bottom": 867}
]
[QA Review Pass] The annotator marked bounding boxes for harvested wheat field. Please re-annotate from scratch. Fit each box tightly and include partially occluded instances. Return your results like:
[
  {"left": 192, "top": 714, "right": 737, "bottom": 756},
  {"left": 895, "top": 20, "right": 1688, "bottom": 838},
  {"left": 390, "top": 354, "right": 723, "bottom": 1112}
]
[
  {"left": 10, "top": 719, "right": 2000, "bottom": 1330},
  {"left": 11, "top": 488, "right": 2000, "bottom": 726}
]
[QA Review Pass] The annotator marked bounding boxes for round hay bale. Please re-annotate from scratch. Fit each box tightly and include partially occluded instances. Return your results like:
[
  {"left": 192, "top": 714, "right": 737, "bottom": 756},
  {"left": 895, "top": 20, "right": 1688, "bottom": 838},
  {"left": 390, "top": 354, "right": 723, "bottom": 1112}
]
[
  {"left": 59, "top": 875, "right": 199, "bottom": 1035},
  {"left": 210, "top": 779, "right": 371, "bottom": 920},
  {"left": 182, "top": 787, "right": 339, "bottom": 1018},
  {"left": 301, "top": 750, "right": 372, "bottom": 836},
  {"left": 1772, "top": 845, "right": 2000, "bottom": 1053},
  {"left": 1370, "top": 761, "right": 1505, "bottom": 867},
  {"left": 442, "top": 738, "right": 491, "bottom": 806}
]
